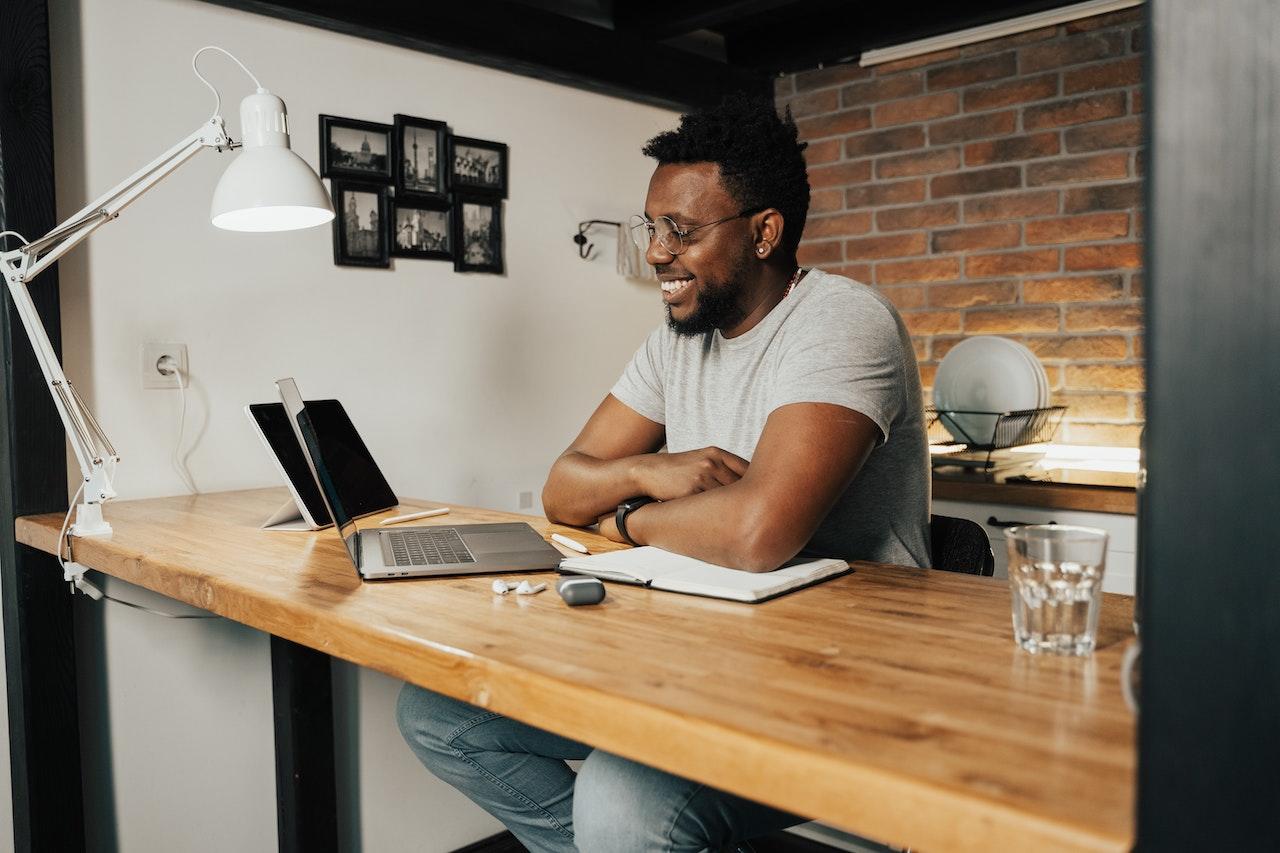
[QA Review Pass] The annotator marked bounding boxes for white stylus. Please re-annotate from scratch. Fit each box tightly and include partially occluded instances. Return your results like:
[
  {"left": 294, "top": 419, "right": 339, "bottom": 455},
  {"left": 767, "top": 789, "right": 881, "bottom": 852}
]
[
  {"left": 379, "top": 507, "right": 450, "bottom": 526},
  {"left": 550, "top": 533, "right": 589, "bottom": 554}
]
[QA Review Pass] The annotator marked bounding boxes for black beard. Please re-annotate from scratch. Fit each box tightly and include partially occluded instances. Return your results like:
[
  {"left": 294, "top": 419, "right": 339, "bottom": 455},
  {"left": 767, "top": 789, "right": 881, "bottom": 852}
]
[{"left": 664, "top": 256, "right": 751, "bottom": 336}]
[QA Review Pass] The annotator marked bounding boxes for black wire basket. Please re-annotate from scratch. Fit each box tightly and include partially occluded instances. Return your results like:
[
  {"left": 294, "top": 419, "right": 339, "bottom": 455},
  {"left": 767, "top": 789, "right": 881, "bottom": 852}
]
[
  {"left": 926, "top": 405, "right": 1067, "bottom": 475},
  {"left": 926, "top": 405, "right": 1065, "bottom": 450}
]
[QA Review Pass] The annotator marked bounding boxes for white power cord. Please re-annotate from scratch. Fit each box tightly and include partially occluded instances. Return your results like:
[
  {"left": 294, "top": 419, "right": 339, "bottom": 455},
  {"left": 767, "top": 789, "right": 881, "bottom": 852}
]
[
  {"left": 158, "top": 356, "right": 199, "bottom": 494},
  {"left": 191, "top": 45, "right": 263, "bottom": 121},
  {"left": 56, "top": 483, "right": 215, "bottom": 618},
  {"left": 0, "top": 229, "right": 31, "bottom": 247}
]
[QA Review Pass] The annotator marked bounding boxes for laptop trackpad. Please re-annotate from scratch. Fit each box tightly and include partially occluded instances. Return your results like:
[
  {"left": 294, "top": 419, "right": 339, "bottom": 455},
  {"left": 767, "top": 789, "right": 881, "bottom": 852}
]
[{"left": 463, "top": 532, "right": 541, "bottom": 554}]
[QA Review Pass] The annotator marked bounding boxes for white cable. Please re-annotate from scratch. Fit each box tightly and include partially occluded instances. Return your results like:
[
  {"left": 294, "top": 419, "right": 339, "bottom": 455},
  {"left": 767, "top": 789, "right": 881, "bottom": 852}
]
[
  {"left": 0, "top": 230, "right": 30, "bottom": 248},
  {"left": 160, "top": 358, "right": 199, "bottom": 494},
  {"left": 171, "top": 362, "right": 193, "bottom": 492},
  {"left": 57, "top": 482, "right": 86, "bottom": 576},
  {"left": 97, "top": 592, "right": 217, "bottom": 620},
  {"left": 191, "top": 46, "right": 264, "bottom": 121}
]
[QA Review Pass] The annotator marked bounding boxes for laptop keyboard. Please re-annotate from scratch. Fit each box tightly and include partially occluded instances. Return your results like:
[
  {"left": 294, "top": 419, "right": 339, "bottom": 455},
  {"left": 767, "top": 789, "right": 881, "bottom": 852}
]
[{"left": 384, "top": 529, "right": 476, "bottom": 567}]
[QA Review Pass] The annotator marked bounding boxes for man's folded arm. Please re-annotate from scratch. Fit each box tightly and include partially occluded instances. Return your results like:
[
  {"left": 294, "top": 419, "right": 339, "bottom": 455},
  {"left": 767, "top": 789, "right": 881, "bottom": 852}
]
[
  {"left": 542, "top": 394, "right": 668, "bottom": 526},
  {"left": 618, "top": 402, "right": 881, "bottom": 572}
]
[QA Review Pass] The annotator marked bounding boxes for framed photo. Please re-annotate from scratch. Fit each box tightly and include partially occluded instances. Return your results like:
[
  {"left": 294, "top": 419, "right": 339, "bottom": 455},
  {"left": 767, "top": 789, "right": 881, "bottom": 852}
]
[
  {"left": 449, "top": 136, "right": 508, "bottom": 198},
  {"left": 392, "top": 200, "right": 453, "bottom": 261},
  {"left": 319, "top": 115, "right": 393, "bottom": 182},
  {"left": 394, "top": 115, "right": 449, "bottom": 202},
  {"left": 331, "top": 180, "right": 390, "bottom": 268},
  {"left": 453, "top": 195, "right": 504, "bottom": 274}
]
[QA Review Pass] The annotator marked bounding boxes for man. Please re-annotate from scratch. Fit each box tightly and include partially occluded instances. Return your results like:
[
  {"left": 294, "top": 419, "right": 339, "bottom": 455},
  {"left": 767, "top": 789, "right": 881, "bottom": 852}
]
[{"left": 398, "top": 94, "right": 930, "bottom": 853}]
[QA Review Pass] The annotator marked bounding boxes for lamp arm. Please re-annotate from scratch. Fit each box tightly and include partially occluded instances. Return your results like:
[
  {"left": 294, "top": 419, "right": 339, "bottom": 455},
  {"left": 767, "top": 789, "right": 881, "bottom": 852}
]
[
  {"left": 0, "top": 117, "right": 233, "bottom": 534},
  {"left": 20, "top": 118, "right": 232, "bottom": 279}
]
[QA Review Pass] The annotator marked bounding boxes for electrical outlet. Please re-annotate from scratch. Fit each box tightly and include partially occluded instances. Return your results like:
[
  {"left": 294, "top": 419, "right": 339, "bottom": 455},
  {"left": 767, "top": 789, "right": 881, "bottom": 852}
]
[
  {"left": 142, "top": 342, "right": 188, "bottom": 389},
  {"left": 518, "top": 491, "right": 533, "bottom": 509}
]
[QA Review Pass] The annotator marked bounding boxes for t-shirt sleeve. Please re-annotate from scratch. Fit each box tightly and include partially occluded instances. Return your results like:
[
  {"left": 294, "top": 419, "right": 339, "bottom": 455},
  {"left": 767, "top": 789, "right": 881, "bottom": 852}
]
[
  {"left": 609, "top": 327, "right": 667, "bottom": 424},
  {"left": 769, "top": 294, "right": 906, "bottom": 442}
]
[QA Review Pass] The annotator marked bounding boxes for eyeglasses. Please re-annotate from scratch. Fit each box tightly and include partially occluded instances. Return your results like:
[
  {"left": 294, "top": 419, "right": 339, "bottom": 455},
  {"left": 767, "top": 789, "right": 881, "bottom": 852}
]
[{"left": 629, "top": 206, "right": 765, "bottom": 256}]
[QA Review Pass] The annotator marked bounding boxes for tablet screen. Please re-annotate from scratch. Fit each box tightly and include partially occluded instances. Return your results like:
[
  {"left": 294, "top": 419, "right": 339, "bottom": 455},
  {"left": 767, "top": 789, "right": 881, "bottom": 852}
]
[{"left": 248, "top": 400, "right": 396, "bottom": 527}]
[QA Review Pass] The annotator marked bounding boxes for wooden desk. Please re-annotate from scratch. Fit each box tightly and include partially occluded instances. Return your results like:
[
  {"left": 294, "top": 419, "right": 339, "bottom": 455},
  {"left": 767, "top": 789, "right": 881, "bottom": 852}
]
[{"left": 16, "top": 489, "right": 1135, "bottom": 852}]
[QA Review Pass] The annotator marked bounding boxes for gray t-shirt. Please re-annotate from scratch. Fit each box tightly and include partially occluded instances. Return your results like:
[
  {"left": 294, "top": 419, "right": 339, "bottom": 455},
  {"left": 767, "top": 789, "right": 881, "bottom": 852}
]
[{"left": 610, "top": 268, "right": 931, "bottom": 568}]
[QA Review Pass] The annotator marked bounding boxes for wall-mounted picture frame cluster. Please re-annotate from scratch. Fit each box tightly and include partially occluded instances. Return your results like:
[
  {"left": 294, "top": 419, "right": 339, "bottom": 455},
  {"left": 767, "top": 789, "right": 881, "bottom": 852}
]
[{"left": 320, "top": 114, "right": 507, "bottom": 274}]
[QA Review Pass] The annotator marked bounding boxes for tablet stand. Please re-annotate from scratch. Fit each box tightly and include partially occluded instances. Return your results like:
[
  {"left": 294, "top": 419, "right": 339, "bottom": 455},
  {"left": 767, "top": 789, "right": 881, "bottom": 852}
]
[{"left": 260, "top": 497, "right": 317, "bottom": 532}]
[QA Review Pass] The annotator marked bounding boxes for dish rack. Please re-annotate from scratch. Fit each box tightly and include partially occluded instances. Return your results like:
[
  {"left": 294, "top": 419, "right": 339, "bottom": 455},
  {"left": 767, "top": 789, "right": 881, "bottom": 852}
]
[{"left": 926, "top": 405, "right": 1066, "bottom": 475}]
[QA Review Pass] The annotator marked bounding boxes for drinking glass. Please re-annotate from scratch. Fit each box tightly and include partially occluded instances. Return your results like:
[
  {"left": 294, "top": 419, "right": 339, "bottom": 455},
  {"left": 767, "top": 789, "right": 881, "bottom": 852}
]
[{"left": 1006, "top": 525, "right": 1108, "bottom": 656}]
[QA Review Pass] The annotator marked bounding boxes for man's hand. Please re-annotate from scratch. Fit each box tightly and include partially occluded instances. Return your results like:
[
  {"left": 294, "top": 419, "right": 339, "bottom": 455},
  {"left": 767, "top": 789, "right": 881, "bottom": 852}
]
[
  {"left": 633, "top": 447, "right": 748, "bottom": 501},
  {"left": 598, "top": 512, "right": 623, "bottom": 543},
  {"left": 542, "top": 395, "right": 668, "bottom": 526}
]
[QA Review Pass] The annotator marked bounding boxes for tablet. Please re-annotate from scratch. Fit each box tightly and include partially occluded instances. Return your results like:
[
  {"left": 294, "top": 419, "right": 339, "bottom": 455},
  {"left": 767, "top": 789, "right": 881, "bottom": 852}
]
[{"left": 245, "top": 400, "right": 396, "bottom": 529}]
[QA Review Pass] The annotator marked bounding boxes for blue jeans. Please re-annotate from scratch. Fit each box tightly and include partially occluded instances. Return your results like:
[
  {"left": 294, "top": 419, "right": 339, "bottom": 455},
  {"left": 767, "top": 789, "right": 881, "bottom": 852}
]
[{"left": 396, "top": 683, "right": 803, "bottom": 852}]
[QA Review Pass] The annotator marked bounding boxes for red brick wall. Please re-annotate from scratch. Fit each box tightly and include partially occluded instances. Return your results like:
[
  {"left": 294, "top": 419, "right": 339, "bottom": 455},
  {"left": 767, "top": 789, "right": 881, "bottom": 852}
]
[{"left": 777, "top": 8, "right": 1144, "bottom": 447}]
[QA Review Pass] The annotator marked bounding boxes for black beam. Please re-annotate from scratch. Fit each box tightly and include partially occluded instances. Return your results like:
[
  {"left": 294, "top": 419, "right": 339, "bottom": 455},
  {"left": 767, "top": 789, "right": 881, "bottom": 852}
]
[
  {"left": 196, "top": 0, "right": 767, "bottom": 111},
  {"left": 722, "top": 0, "right": 1078, "bottom": 74},
  {"left": 613, "top": 0, "right": 803, "bottom": 42},
  {"left": 0, "top": 1, "right": 86, "bottom": 851},
  {"left": 270, "top": 636, "right": 338, "bottom": 853},
  {"left": 1139, "top": 0, "right": 1280, "bottom": 849}
]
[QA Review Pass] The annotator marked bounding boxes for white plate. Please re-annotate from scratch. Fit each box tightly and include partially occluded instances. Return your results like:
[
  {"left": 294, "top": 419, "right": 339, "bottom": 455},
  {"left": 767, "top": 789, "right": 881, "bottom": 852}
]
[
  {"left": 934, "top": 336, "right": 1044, "bottom": 443},
  {"left": 1007, "top": 339, "right": 1049, "bottom": 407}
]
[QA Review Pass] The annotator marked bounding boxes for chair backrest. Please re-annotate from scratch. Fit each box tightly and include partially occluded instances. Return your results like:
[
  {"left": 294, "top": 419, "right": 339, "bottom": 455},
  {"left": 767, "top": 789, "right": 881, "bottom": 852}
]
[{"left": 930, "top": 514, "right": 995, "bottom": 577}]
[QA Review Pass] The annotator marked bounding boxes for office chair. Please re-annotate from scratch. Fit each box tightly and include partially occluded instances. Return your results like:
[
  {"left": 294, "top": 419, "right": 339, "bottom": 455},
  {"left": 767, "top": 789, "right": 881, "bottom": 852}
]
[{"left": 929, "top": 514, "right": 995, "bottom": 576}]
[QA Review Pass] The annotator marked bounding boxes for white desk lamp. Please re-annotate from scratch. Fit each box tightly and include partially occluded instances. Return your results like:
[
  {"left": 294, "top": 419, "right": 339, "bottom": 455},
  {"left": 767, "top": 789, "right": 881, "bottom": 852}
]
[{"left": 0, "top": 46, "right": 334, "bottom": 538}]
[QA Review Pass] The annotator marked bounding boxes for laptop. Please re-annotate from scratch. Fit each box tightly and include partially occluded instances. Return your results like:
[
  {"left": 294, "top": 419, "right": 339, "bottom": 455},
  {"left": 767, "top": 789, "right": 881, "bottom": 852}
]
[{"left": 276, "top": 377, "right": 562, "bottom": 580}]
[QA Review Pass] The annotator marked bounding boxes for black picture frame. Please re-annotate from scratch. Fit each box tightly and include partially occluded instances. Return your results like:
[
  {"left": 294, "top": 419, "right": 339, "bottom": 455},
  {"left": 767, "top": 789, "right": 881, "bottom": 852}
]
[
  {"left": 331, "top": 180, "right": 390, "bottom": 268},
  {"left": 394, "top": 114, "right": 449, "bottom": 202},
  {"left": 453, "top": 195, "right": 504, "bottom": 274},
  {"left": 391, "top": 200, "right": 453, "bottom": 261},
  {"left": 449, "top": 135, "right": 508, "bottom": 198},
  {"left": 319, "top": 115, "right": 393, "bottom": 182}
]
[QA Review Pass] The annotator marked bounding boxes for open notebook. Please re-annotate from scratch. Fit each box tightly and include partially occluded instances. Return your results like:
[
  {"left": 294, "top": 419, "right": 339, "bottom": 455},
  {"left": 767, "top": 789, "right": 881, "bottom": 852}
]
[{"left": 558, "top": 546, "right": 851, "bottom": 603}]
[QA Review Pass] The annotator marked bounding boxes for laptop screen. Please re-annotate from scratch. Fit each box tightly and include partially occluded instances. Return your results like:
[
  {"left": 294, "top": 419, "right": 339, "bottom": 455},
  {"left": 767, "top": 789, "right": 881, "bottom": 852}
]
[{"left": 276, "top": 378, "right": 395, "bottom": 568}]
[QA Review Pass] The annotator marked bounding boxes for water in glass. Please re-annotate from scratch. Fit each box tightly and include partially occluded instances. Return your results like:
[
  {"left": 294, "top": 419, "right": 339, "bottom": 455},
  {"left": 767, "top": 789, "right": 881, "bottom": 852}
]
[{"left": 1006, "top": 525, "right": 1108, "bottom": 656}]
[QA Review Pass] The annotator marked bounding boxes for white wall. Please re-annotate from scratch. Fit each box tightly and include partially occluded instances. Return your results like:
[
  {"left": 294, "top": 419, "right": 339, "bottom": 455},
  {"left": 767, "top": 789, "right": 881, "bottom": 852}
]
[{"left": 42, "top": 0, "right": 677, "bottom": 849}]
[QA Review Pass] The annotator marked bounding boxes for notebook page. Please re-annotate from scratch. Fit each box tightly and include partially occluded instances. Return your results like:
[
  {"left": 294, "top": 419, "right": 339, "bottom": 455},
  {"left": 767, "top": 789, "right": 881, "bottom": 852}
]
[
  {"left": 560, "top": 547, "right": 849, "bottom": 602},
  {"left": 558, "top": 546, "right": 712, "bottom": 583},
  {"left": 660, "top": 558, "right": 849, "bottom": 602}
]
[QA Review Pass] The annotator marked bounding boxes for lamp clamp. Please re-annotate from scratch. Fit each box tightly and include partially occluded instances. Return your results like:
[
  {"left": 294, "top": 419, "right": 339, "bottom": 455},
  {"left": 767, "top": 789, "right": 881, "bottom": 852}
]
[{"left": 62, "top": 561, "right": 104, "bottom": 600}]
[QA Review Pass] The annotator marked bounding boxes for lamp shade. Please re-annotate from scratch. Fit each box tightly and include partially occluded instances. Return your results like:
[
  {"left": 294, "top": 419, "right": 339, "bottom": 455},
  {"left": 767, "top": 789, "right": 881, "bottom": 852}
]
[{"left": 210, "top": 91, "right": 333, "bottom": 232}]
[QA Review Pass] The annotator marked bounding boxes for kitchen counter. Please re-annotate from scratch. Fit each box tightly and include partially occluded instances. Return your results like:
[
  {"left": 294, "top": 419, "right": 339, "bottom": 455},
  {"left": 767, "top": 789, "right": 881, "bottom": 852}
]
[
  {"left": 933, "top": 474, "right": 1135, "bottom": 514},
  {"left": 931, "top": 443, "right": 1139, "bottom": 515}
]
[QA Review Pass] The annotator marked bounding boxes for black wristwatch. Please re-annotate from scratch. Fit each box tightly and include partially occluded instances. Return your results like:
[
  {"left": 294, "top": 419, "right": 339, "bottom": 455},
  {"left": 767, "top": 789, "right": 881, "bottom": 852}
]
[{"left": 615, "top": 496, "right": 655, "bottom": 546}]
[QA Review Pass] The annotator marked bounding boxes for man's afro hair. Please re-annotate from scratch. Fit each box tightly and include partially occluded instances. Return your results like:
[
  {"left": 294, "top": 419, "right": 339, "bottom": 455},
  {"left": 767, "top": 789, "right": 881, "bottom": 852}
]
[{"left": 642, "top": 92, "right": 810, "bottom": 259}]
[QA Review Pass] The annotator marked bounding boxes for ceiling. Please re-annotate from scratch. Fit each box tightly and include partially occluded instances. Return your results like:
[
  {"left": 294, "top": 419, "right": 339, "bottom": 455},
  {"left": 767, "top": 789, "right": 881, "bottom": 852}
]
[{"left": 201, "top": 0, "right": 1090, "bottom": 109}]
